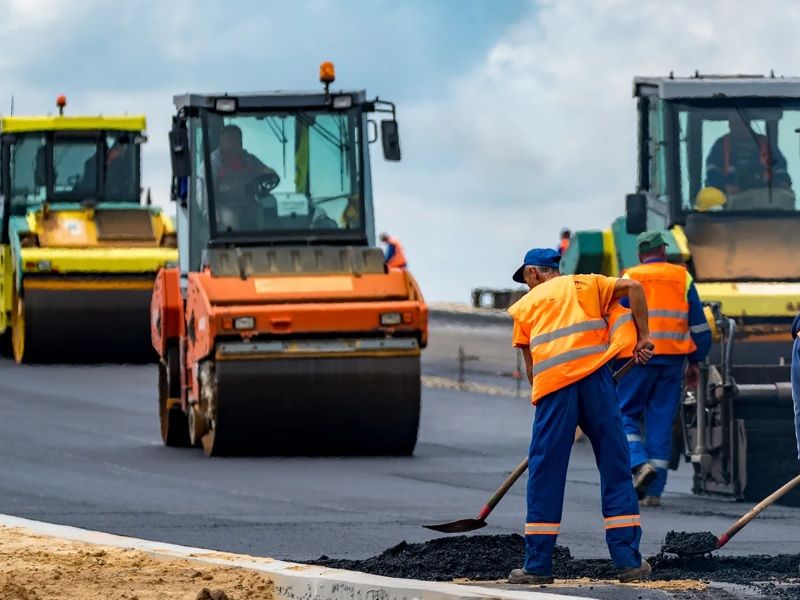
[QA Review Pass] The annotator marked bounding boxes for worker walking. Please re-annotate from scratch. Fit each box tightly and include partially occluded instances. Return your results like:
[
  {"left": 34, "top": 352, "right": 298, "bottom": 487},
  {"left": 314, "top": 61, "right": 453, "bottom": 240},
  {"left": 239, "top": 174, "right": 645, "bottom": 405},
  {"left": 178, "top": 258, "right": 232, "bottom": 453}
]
[
  {"left": 379, "top": 232, "right": 407, "bottom": 269},
  {"left": 507, "top": 248, "right": 654, "bottom": 584},
  {"left": 616, "top": 231, "right": 712, "bottom": 506}
]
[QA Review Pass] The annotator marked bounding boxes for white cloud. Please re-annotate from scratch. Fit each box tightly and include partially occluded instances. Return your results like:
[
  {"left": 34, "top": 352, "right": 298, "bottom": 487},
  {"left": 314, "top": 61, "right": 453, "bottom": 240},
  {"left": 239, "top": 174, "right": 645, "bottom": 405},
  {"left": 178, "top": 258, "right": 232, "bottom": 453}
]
[
  {"left": 3, "top": 0, "right": 800, "bottom": 304},
  {"left": 376, "top": 0, "right": 800, "bottom": 302}
]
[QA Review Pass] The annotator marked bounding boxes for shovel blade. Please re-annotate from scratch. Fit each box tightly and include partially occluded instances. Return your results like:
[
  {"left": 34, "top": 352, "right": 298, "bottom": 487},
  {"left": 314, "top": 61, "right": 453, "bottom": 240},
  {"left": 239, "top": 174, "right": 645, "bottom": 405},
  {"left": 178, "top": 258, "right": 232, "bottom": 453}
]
[{"left": 423, "top": 518, "right": 487, "bottom": 534}]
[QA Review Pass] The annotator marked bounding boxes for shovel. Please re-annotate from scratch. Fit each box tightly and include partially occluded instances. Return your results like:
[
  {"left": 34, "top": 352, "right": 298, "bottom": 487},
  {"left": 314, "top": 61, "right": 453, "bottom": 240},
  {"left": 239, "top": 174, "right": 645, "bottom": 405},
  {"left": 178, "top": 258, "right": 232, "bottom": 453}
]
[
  {"left": 663, "top": 472, "right": 800, "bottom": 556},
  {"left": 424, "top": 357, "right": 639, "bottom": 534}
]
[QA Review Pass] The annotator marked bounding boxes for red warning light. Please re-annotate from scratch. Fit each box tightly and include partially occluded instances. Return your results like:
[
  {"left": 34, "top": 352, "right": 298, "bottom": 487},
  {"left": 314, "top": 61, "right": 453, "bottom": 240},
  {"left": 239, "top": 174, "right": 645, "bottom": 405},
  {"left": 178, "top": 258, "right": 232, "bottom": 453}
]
[{"left": 56, "top": 94, "right": 67, "bottom": 115}]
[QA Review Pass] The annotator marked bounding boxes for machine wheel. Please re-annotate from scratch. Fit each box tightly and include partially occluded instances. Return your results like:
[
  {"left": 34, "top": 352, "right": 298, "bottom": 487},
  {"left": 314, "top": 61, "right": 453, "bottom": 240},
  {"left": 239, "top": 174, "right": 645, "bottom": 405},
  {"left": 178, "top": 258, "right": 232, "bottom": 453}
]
[
  {"left": 166, "top": 345, "right": 181, "bottom": 398},
  {"left": 11, "top": 296, "right": 30, "bottom": 364},
  {"left": 158, "top": 350, "right": 190, "bottom": 447},
  {"left": 188, "top": 405, "right": 209, "bottom": 448}
]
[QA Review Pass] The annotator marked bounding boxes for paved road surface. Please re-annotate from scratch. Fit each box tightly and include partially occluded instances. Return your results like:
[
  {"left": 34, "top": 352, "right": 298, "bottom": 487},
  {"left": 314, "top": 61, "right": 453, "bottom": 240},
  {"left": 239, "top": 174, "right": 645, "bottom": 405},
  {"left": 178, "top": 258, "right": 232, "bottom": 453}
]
[{"left": 0, "top": 316, "right": 798, "bottom": 573}]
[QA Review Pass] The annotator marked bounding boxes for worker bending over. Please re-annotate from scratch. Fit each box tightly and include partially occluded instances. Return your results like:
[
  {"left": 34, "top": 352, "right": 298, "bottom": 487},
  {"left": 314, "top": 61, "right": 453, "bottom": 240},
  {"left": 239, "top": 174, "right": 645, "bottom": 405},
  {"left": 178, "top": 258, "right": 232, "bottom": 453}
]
[
  {"left": 379, "top": 232, "right": 407, "bottom": 269},
  {"left": 616, "top": 231, "right": 711, "bottom": 506},
  {"left": 507, "top": 248, "right": 654, "bottom": 584}
]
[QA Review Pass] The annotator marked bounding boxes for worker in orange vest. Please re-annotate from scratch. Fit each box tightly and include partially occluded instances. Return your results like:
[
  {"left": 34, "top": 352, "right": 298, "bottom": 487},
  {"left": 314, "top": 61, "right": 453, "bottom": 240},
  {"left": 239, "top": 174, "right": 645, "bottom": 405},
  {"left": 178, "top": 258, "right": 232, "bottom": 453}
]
[
  {"left": 507, "top": 248, "right": 654, "bottom": 585},
  {"left": 616, "top": 231, "right": 712, "bottom": 506},
  {"left": 558, "top": 228, "right": 571, "bottom": 255},
  {"left": 379, "top": 232, "right": 407, "bottom": 269}
]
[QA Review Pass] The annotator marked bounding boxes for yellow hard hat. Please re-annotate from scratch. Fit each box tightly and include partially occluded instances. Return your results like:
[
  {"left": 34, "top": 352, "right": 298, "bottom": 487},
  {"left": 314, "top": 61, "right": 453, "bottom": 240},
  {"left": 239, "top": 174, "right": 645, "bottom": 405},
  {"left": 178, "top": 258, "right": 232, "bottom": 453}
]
[{"left": 695, "top": 186, "right": 726, "bottom": 211}]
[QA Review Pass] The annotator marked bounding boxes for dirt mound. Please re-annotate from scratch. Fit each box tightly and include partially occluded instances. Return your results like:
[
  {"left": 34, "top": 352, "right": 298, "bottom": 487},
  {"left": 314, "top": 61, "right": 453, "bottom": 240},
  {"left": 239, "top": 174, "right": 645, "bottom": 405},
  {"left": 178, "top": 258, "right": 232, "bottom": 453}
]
[
  {"left": 311, "top": 533, "right": 800, "bottom": 591},
  {"left": 661, "top": 531, "right": 718, "bottom": 555},
  {"left": 0, "top": 576, "right": 40, "bottom": 600},
  {"left": 0, "top": 526, "right": 273, "bottom": 600},
  {"left": 314, "top": 534, "right": 533, "bottom": 581}
]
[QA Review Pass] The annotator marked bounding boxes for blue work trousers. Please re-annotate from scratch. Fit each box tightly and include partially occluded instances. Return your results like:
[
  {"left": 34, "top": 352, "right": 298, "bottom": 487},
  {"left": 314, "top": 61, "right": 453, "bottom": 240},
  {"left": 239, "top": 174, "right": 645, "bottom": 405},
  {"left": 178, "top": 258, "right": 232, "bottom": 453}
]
[
  {"left": 525, "top": 366, "right": 642, "bottom": 576},
  {"left": 616, "top": 360, "right": 684, "bottom": 497}
]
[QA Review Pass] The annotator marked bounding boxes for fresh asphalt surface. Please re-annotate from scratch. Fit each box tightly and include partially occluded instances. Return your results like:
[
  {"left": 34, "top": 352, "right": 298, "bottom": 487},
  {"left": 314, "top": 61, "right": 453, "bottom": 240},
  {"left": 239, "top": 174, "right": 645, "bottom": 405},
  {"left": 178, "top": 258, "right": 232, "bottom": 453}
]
[{"left": 1, "top": 313, "right": 799, "bottom": 578}]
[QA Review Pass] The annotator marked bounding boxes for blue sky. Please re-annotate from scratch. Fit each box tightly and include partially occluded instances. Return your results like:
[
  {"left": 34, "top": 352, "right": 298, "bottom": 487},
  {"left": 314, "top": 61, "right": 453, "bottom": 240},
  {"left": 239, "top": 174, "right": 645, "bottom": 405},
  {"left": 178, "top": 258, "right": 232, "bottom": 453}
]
[{"left": 2, "top": 0, "right": 798, "bottom": 302}]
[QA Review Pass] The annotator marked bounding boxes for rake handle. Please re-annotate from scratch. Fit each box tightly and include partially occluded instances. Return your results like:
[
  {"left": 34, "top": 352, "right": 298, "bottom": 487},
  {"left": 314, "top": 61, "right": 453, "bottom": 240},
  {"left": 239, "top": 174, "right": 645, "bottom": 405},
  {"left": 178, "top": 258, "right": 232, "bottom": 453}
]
[
  {"left": 716, "top": 472, "right": 800, "bottom": 549},
  {"left": 473, "top": 358, "right": 638, "bottom": 522}
]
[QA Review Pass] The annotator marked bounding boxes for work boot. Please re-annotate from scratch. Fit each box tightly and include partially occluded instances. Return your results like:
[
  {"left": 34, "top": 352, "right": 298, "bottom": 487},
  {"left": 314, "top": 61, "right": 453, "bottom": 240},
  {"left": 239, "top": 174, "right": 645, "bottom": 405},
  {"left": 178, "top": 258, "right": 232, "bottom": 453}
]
[
  {"left": 640, "top": 495, "right": 661, "bottom": 507},
  {"left": 507, "top": 568, "right": 554, "bottom": 585},
  {"left": 618, "top": 559, "right": 652, "bottom": 583},
  {"left": 632, "top": 463, "right": 657, "bottom": 499}
]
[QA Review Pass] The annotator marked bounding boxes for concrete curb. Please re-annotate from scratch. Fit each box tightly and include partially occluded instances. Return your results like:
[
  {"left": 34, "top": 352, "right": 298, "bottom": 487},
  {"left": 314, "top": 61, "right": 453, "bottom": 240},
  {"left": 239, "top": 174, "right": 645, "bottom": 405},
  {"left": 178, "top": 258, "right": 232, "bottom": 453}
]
[{"left": 0, "top": 514, "right": 592, "bottom": 600}]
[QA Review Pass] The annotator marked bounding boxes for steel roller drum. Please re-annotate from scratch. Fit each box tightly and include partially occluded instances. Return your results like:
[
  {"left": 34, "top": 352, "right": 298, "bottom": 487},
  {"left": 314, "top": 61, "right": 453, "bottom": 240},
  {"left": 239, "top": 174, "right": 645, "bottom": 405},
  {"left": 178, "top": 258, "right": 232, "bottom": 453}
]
[
  {"left": 206, "top": 353, "right": 421, "bottom": 456},
  {"left": 22, "top": 285, "right": 155, "bottom": 363}
]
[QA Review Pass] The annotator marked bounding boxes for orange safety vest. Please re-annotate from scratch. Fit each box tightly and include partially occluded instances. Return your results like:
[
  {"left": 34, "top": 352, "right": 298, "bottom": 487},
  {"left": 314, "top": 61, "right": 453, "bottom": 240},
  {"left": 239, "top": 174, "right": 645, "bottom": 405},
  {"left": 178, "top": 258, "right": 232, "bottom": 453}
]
[
  {"left": 559, "top": 238, "right": 570, "bottom": 255},
  {"left": 607, "top": 301, "right": 637, "bottom": 359},
  {"left": 722, "top": 135, "right": 771, "bottom": 182},
  {"left": 508, "top": 276, "right": 628, "bottom": 404},
  {"left": 386, "top": 236, "right": 407, "bottom": 269},
  {"left": 621, "top": 262, "right": 696, "bottom": 356}
]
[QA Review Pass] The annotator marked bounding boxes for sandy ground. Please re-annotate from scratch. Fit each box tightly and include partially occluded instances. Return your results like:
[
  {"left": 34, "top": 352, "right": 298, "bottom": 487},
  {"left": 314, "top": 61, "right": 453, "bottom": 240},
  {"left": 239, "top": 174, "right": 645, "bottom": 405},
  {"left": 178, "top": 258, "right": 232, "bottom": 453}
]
[{"left": 0, "top": 526, "right": 273, "bottom": 600}]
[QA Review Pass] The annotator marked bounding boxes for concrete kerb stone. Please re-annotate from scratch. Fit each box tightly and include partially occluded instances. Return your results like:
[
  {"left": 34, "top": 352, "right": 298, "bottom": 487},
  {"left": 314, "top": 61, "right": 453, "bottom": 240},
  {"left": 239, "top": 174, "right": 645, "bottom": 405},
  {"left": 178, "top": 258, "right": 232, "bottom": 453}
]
[{"left": 0, "top": 514, "right": 593, "bottom": 600}]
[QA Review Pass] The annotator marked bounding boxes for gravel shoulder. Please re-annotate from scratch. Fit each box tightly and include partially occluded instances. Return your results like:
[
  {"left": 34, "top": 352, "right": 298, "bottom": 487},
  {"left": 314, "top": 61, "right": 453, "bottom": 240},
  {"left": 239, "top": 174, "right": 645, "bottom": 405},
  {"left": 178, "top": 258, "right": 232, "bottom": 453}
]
[{"left": 0, "top": 525, "right": 274, "bottom": 600}]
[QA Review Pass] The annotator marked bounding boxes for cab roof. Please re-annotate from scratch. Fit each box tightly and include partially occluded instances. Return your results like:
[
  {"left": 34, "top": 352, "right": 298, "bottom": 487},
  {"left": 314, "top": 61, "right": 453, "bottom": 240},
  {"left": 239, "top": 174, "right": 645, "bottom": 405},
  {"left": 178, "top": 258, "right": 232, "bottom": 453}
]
[
  {"left": 173, "top": 89, "right": 367, "bottom": 111},
  {"left": 633, "top": 75, "right": 800, "bottom": 100},
  {"left": 0, "top": 115, "right": 146, "bottom": 134}
]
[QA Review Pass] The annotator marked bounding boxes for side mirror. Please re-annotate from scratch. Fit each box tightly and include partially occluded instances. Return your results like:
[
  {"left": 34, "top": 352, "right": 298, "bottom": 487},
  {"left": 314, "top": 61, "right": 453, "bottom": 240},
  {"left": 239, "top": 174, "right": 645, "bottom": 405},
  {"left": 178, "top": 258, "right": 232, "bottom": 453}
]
[
  {"left": 625, "top": 193, "right": 647, "bottom": 234},
  {"left": 169, "top": 127, "right": 192, "bottom": 179},
  {"left": 381, "top": 120, "right": 401, "bottom": 161}
]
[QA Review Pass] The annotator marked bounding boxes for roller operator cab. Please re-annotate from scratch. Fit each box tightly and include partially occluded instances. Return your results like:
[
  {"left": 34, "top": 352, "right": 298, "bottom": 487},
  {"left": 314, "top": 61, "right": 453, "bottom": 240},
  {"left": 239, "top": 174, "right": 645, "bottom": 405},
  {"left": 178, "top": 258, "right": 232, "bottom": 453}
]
[
  {"left": 152, "top": 64, "right": 428, "bottom": 456},
  {"left": 0, "top": 100, "right": 178, "bottom": 363}
]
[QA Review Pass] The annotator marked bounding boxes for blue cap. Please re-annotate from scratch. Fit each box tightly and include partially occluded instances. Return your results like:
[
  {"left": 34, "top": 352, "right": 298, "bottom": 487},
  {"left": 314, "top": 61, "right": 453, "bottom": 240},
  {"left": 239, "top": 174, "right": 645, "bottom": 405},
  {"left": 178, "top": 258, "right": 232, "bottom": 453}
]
[{"left": 512, "top": 248, "right": 561, "bottom": 283}]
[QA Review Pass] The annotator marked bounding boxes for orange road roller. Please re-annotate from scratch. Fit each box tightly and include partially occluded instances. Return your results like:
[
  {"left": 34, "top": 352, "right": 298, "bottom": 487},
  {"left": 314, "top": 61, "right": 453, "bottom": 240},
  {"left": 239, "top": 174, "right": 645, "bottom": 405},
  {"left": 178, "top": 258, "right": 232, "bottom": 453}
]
[{"left": 151, "top": 64, "right": 428, "bottom": 456}]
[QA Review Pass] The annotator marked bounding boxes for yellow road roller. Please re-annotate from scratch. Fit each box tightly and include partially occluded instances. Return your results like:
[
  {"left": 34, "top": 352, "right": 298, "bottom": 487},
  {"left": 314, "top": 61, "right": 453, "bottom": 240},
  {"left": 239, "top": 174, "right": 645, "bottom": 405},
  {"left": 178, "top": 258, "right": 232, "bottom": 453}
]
[{"left": 0, "top": 97, "right": 178, "bottom": 362}]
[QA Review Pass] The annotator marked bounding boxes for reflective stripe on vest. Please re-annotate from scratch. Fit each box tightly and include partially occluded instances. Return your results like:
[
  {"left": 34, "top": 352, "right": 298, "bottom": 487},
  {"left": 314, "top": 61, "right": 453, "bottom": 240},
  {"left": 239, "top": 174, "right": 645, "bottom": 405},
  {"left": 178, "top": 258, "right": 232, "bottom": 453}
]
[
  {"left": 510, "top": 275, "right": 618, "bottom": 403},
  {"left": 622, "top": 262, "right": 696, "bottom": 356},
  {"left": 607, "top": 303, "right": 636, "bottom": 359},
  {"left": 530, "top": 319, "right": 607, "bottom": 347},
  {"left": 386, "top": 237, "right": 407, "bottom": 269}
]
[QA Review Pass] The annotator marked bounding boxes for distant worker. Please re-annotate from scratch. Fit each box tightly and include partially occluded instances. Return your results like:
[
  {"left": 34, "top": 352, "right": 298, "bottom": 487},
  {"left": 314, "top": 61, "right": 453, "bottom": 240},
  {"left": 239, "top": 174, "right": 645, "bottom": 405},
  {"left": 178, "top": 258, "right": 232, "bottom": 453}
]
[
  {"left": 616, "top": 231, "right": 712, "bottom": 507},
  {"left": 705, "top": 114, "right": 792, "bottom": 207},
  {"left": 507, "top": 248, "right": 654, "bottom": 585},
  {"left": 379, "top": 232, "right": 407, "bottom": 269},
  {"left": 558, "top": 228, "right": 571, "bottom": 255},
  {"left": 791, "top": 313, "right": 800, "bottom": 463}
]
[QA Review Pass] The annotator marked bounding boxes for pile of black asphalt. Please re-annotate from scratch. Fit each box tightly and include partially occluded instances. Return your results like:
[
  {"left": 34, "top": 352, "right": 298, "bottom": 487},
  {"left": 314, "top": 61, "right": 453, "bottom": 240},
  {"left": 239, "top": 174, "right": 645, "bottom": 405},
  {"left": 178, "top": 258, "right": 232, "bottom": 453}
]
[{"left": 310, "top": 532, "right": 800, "bottom": 596}]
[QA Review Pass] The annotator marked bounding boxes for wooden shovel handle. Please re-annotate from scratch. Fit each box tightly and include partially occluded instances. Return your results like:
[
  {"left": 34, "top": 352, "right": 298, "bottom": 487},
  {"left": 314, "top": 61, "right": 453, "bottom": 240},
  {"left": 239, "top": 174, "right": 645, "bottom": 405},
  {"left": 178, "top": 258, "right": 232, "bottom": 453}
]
[
  {"left": 717, "top": 473, "right": 800, "bottom": 548},
  {"left": 613, "top": 358, "right": 637, "bottom": 382},
  {"left": 476, "top": 458, "right": 529, "bottom": 521}
]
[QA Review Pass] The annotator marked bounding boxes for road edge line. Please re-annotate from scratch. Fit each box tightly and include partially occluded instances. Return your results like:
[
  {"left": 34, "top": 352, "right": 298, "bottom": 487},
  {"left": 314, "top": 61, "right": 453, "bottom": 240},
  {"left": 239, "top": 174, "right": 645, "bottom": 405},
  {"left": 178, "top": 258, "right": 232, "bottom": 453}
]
[{"left": 0, "top": 513, "right": 592, "bottom": 600}]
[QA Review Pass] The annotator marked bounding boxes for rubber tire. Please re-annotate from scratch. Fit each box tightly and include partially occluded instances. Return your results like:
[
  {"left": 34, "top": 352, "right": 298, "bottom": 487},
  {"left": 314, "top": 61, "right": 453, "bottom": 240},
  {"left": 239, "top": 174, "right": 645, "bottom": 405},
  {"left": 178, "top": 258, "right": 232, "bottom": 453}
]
[
  {"left": 0, "top": 331, "right": 11, "bottom": 359},
  {"left": 11, "top": 296, "right": 30, "bottom": 364},
  {"left": 158, "top": 353, "right": 190, "bottom": 448}
]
